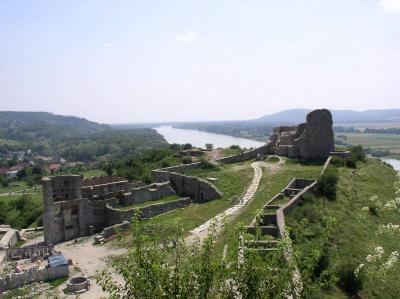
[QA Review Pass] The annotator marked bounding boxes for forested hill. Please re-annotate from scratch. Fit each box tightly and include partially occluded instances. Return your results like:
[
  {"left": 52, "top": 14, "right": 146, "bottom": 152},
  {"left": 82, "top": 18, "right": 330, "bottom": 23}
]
[
  {"left": 0, "top": 111, "right": 168, "bottom": 161},
  {"left": 0, "top": 111, "right": 110, "bottom": 140}
]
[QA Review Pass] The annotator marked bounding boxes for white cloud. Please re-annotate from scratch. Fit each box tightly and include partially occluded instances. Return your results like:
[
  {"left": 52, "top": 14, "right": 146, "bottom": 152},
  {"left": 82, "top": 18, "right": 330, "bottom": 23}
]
[
  {"left": 101, "top": 42, "right": 112, "bottom": 48},
  {"left": 174, "top": 30, "right": 196, "bottom": 43},
  {"left": 379, "top": 0, "right": 400, "bottom": 13}
]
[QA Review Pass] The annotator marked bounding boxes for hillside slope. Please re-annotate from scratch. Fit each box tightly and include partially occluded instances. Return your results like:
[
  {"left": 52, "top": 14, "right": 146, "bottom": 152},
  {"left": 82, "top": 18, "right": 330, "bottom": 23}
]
[
  {"left": 286, "top": 158, "right": 399, "bottom": 298},
  {"left": 0, "top": 111, "right": 110, "bottom": 140}
]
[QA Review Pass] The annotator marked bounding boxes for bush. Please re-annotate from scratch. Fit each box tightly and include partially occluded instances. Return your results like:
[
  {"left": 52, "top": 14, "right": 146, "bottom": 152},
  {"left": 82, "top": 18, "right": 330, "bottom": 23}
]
[
  {"left": 199, "top": 159, "right": 220, "bottom": 171},
  {"left": 317, "top": 166, "right": 338, "bottom": 201},
  {"left": 181, "top": 156, "right": 192, "bottom": 164},
  {"left": 331, "top": 156, "right": 356, "bottom": 169},
  {"left": 350, "top": 145, "right": 366, "bottom": 162},
  {"left": 266, "top": 156, "right": 280, "bottom": 163},
  {"left": 337, "top": 263, "right": 363, "bottom": 296}
]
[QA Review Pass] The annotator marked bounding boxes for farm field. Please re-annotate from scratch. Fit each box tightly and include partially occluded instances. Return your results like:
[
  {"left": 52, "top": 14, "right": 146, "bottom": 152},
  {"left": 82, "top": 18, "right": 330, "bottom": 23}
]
[
  {"left": 336, "top": 122, "right": 400, "bottom": 129},
  {"left": 335, "top": 132, "right": 400, "bottom": 156}
]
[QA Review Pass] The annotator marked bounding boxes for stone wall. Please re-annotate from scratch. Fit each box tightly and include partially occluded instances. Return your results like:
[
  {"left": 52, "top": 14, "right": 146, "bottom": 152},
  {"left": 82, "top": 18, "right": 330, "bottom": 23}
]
[
  {"left": 151, "top": 163, "right": 202, "bottom": 183},
  {"left": 0, "top": 265, "right": 69, "bottom": 293},
  {"left": 151, "top": 163, "right": 222, "bottom": 202},
  {"left": 6, "top": 245, "right": 52, "bottom": 260},
  {"left": 267, "top": 109, "right": 335, "bottom": 160},
  {"left": 119, "top": 182, "right": 176, "bottom": 206},
  {"left": 216, "top": 145, "right": 270, "bottom": 164},
  {"left": 106, "top": 197, "right": 192, "bottom": 225},
  {"left": 100, "top": 221, "right": 130, "bottom": 238}
]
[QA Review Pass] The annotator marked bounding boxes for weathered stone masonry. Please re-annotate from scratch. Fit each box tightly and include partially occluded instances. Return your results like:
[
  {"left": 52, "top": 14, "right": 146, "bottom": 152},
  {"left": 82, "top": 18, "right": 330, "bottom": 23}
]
[{"left": 42, "top": 162, "right": 222, "bottom": 245}]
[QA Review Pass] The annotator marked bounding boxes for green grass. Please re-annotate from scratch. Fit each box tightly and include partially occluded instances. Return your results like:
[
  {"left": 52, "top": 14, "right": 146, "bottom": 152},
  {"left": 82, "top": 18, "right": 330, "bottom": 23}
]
[
  {"left": 0, "top": 138, "right": 24, "bottom": 146},
  {"left": 285, "top": 158, "right": 400, "bottom": 298},
  {"left": 114, "top": 161, "right": 255, "bottom": 245},
  {"left": 220, "top": 147, "right": 244, "bottom": 157},
  {"left": 115, "top": 195, "right": 181, "bottom": 210},
  {"left": 0, "top": 180, "right": 32, "bottom": 194},
  {"left": 213, "top": 159, "right": 323, "bottom": 259},
  {"left": 80, "top": 169, "right": 106, "bottom": 178}
]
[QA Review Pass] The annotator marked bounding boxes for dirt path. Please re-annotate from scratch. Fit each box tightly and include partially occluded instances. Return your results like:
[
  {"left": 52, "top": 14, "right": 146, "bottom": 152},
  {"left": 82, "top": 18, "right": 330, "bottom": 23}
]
[
  {"left": 185, "top": 157, "right": 284, "bottom": 245},
  {"left": 51, "top": 238, "right": 126, "bottom": 299},
  {"left": 185, "top": 161, "right": 264, "bottom": 244}
]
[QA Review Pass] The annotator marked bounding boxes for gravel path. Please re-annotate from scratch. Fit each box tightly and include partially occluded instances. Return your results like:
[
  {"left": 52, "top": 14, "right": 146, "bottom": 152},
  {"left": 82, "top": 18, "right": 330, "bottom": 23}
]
[{"left": 186, "top": 161, "right": 263, "bottom": 244}]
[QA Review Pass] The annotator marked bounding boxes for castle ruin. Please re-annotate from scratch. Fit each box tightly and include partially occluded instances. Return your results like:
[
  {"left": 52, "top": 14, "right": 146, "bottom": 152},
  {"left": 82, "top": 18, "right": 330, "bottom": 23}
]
[{"left": 42, "top": 165, "right": 221, "bottom": 245}]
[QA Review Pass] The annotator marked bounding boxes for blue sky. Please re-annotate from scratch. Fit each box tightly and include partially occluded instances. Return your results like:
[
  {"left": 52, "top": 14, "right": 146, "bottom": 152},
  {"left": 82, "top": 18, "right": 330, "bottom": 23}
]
[{"left": 1, "top": 0, "right": 400, "bottom": 123}]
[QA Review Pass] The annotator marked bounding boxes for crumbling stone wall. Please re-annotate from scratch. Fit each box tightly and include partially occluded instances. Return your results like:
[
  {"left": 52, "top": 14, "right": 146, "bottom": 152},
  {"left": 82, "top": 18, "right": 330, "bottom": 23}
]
[
  {"left": 0, "top": 264, "right": 69, "bottom": 293},
  {"left": 106, "top": 197, "right": 192, "bottom": 225},
  {"left": 268, "top": 109, "right": 335, "bottom": 160},
  {"left": 216, "top": 145, "right": 269, "bottom": 164},
  {"left": 151, "top": 163, "right": 222, "bottom": 202},
  {"left": 119, "top": 182, "right": 176, "bottom": 206}
]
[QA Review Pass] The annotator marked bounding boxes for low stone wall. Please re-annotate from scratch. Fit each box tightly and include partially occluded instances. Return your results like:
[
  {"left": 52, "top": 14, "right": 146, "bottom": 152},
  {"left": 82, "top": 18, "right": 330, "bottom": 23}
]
[
  {"left": 320, "top": 156, "right": 332, "bottom": 176},
  {"left": 0, "top": 226, "right": 19, "bottom": 250},
  {"left": 151, "top": 163, "right": 222, "bottom": 202},
  {"left": 6, "top": 245, "right": 53, "bottom": 260},
  {"left": 101, "top": 221, "right": 130, "bottom": 238},
  {"left": 216, "top": 145, "right": 269, "bottom": 164},
  {"left": 106, "top": 197, "right": 192, "bottom": 225},
  {"left": 0, "top": 265, "right": 69, "bottom": 293},
  {"left": 119, "top": 182, "right": 176, "bottom": 206},
  {"left": 151, "top": 162, "right": 202, "bottom": 183}
]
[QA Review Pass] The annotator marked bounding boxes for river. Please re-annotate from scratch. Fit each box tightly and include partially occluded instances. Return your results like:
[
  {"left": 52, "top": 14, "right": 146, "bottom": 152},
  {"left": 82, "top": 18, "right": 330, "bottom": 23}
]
[
  {"left": 380, "top": 158, "right": 400, "bottom": 172},
  {"left": 155, "top": 126, "right": 265, "bottom": 149}
]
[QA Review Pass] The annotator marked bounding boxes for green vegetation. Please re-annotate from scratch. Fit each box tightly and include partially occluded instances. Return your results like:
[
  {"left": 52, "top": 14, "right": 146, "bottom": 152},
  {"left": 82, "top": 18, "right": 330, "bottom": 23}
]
[
  {"left": 220, "top": 145, "right": 245, "bottom": 157},
  {"left": 335, "top": 132, "right": 400, "bottom": 157},
  {"left": 286, "top": 158, "right": 400, "bottom": 298},
  {"left": 215, "top": 159, "right": 322, "bottom": 259},
  {"left": 112, "top": 148, "right": 182, "bottom": 183},
  {"left": 114, "top": 161, "right": 254, "bottom": 245},
  {"left": 0, "top": 111, "right": 168, "bottom": 161},
  {"left": 116, "top": 195, "right": 181, "bottom": 210},
  {"left": 99, "top": 214, "right": 335, "bottom": 298},
  {"left": 0, "top": 193, "right": 43, "bottom": 229}
]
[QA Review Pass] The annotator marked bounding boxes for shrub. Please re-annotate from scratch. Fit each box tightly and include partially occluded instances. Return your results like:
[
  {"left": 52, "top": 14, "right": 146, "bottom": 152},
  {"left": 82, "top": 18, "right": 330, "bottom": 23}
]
[
  {"left": 331, "top": 156, "right": 357, "bottom": 169},
  {"left": 330, "top": 156, "right": 345, "bottom": 167},
  {"left": 368, "top": 205, "right": 379, "bottom": 216},
  {"left": 199, "top": 160, "right": 220, "bottom": 171},
  {"left": 266, "top": 156, "right": 280, "bottom": 163},
  {"left": 345, "top": 158, "right": 357, "bottom": 169},
  {"left": 181, "top": 156, "right": 192, "bottom": 164},
  {"left": 337, "top": 263, "right": 363, "bottom": 296},
  {"left": 350, "top": 145, "right": 366, "bottom": 162},
  {"left": 317, "top": 166, "right": 338, "bottom": 201},
  {"left": 229, "top": 145, "right": 240, "bottom": 150}
]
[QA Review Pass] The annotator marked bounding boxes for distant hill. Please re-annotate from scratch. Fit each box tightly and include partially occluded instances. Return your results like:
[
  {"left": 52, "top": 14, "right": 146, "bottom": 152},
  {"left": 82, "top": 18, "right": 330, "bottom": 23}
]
[
  {"left": 0, "top": 111, "right": 167, "bottom": 161},
  {"left": 0, "top": 111, "right": 110, "bottom": 140},
  {"left": 256, "top": 109, "right": 400, "bottom": 124}
]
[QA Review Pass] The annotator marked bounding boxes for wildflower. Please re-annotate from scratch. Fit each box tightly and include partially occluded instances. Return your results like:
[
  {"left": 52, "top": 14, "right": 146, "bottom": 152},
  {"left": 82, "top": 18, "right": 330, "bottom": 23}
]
[
  {"left": 374, "top": 246, "right": 384, "bottom": 259},
  {"left": 354, "top": 263, "right": 364, "bottom": 277},
  {"left": 369, "top": 195, "right": 378, "bottom": 202},
  {"left": 361, "top": 206, "right": 369, "bottom": 212}
]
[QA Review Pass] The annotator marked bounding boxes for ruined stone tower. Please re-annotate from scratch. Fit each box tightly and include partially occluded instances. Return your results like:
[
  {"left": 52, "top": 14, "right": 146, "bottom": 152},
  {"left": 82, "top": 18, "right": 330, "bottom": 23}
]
[
  {"left": 267, "top": 109, "right": 335, "bottom": 160},
  {"left": 42, "top": 175, "right": 82, "bottom": 244}
]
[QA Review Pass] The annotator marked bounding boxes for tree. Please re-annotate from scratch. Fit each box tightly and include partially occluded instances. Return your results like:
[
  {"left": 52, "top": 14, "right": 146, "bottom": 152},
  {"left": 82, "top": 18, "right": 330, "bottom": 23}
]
[
  {"left": 104, "top": 164, "right": 113, "bottom": 176},
  {"left": 17, "top": 168, "right": 27, "bottom": 180},
  {"left": 26, "top": 177, "right": 35, "bottom": 188},
  {"left": 0, "top": 176, "right": 9, "bottom": 187},
  {"left": 205, "top": 143, "right": 214, "bottom": 150},
  {"left": 183, "top": 143, "right": 192, "bottom": 150}
]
